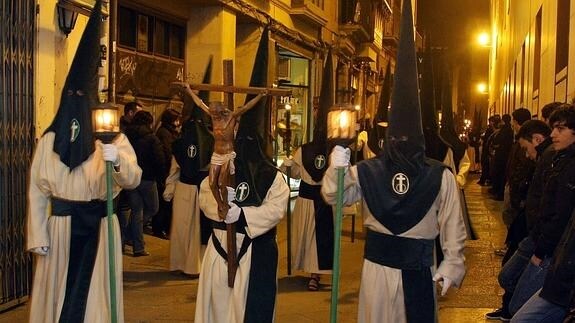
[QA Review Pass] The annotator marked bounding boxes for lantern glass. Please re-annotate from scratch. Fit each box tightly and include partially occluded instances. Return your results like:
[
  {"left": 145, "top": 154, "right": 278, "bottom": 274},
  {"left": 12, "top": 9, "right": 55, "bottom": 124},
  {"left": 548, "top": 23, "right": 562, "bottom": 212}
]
[
  {"left": 92, "top": 103, "right": 120, "bottom": 143},
  {"left": 57, "top": 2, "right": 79, "bottom": 37},
  {"left": 327, "top": 104, "right": 357, "bottom": 140}
]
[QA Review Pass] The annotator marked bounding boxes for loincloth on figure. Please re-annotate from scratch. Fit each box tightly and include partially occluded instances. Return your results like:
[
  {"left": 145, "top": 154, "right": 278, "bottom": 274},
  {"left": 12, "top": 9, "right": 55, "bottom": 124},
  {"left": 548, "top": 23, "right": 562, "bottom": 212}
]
[{"left": 210, "top": 152, "right": 236, "bottom": 175}]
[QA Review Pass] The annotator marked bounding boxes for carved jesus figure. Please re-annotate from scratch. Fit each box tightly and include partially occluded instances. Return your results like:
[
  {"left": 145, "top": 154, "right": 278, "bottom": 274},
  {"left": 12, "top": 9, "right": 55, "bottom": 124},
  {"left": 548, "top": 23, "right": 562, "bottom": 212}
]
[{"left": 172, "top": 82, "right": 266, "bottom": 218}]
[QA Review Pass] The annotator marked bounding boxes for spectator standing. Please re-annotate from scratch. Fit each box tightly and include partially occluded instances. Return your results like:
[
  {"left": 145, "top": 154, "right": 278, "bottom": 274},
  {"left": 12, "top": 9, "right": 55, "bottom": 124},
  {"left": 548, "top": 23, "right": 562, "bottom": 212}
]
[
  {"left": 154, "top": 108, "right": 181, "bottom": 239},
  {"left": 489, "top": 114, "right": 514, "bottom": 200},
  {"left": 124, "top": 110, "right": 167, "bottom": 256}
]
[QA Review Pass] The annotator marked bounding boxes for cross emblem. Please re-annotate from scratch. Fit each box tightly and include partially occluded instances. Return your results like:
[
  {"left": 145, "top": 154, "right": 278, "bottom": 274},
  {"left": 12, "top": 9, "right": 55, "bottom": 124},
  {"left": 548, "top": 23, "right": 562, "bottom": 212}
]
[
  {"left": 236, "top": 182, "right": 250, "bottom": 202},
  {"left": 392, "top": 173, "right": 409, "bottom": 195},
  {"left": 378, "top": 138, "right": 385, "bottom": 149},
  {"left": 70, "top": 119, "right": 80, "bottom": 142},
  {"left": 314, "top": 155, "right": 326, "bottom": 169},
  {"left": 187, "top": 144, "right": 197, "bottom": 158}
]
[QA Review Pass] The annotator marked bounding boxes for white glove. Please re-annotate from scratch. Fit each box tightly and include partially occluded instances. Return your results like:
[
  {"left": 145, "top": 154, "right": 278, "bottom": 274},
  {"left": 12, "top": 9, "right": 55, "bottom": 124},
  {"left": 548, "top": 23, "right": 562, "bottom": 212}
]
[
  {"left": 102, "top": 144, "right": 120, "bottom": 166},
  {"left": 433, "top": 273, "right": 453, "bottom": 296},
  {"left": 283, "top": 158, "right": 293, "bottom": 167},
  {"left": 227, "top": 186, "right": 236, "bottom": 202},
  {"left": 163, "top": 191, "right": 174, "bottom": 202},
  {"left": 330, "top": 145, "right": 351, "bottom": 168},
  {"left": 31, "top": 246, "right": 49, "bottom": 256},
  {"left": 224, "top": 202, "right": 241, "bottom": 224}
]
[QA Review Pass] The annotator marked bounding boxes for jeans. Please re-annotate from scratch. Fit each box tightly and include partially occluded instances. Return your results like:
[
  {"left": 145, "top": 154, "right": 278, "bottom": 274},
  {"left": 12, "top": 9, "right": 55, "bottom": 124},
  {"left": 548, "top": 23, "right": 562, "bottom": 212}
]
[
  {"left": 509, "top": 256, "right": 551, "bottom": 315},
  {"left": 511, "top": 289, "right": 567, "bottom": 322},
  {"left": 499, "top": 237, "right": 536, "bottom": 292},
  {"left": 126, "top": 180, "right": 159, "bottom": 253}
]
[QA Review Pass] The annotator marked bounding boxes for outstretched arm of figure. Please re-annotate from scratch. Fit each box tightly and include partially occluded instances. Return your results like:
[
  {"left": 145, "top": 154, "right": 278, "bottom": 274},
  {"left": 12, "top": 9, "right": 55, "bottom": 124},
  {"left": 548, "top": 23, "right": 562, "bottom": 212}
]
[
  {"left": 171, "top": 82, "right": 211, "bottom": 114},
  {"left": 233, "top": 93, "right": 265, "bottom": 117}
]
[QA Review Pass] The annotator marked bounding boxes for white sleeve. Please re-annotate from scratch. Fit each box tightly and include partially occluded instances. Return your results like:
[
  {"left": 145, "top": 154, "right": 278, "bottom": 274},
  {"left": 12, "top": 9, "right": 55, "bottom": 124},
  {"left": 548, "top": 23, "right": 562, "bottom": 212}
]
[
  {"left": 111, "top": 133, "right": 142, "bottom": 190},
  {"left": 164, "top": 157, "right": 180, "bottom": 196},
  {"left": 436, "top": 169, "right": 467, "bottom": 287},
  {"left": 456, "top": 151, "right": 471, "bottom": 188},
  {"left": 321, "top": 163, "right": 363, "bottom": 207},
  {"left": 26, "top": 138, "right": 51, "bottom": 251}
]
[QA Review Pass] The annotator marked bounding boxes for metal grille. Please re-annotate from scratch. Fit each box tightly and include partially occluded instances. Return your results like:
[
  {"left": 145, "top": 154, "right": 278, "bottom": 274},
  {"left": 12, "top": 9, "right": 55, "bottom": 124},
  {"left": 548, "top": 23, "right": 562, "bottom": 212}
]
[{"left": 0, "top": 0, "right": 36, "bottom": 311}]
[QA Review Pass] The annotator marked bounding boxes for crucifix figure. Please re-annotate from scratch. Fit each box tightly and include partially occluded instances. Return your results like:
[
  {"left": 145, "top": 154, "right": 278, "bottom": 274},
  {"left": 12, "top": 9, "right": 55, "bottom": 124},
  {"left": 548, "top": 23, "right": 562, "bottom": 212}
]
[
  {"left": 173, "top": 81, "right": 266, "bottom": 218},
  {"left": 171, "top": 59, "right": 291, "bottom": 288}
]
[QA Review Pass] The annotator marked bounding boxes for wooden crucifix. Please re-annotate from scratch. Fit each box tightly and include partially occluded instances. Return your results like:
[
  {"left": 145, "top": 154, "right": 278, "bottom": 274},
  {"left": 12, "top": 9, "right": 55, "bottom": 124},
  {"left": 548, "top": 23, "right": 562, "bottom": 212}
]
[{"left": 172, "top": 59, "right": 291, "bottom": 287}]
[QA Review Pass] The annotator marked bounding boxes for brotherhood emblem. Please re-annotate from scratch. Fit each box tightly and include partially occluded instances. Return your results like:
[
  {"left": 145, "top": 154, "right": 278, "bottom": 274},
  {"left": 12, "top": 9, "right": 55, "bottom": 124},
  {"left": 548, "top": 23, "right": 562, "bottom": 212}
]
[
  {"left": 70, "top": 119, "right": 80, "bottom": 142},
  {"left": 378, "top": 138, "right": 385, "bottom": 149},
  {"left": 235, "top": 182, "right": 250, "bottom": 202},
  {"left": 187, "top": 144, "right": 197, "bottom": 158},
  {"left": 314, "top": 155, "right": 326, "bottom": 170},
  {"left": 392, "top": 173, "right": 409, "bottom": 195}
]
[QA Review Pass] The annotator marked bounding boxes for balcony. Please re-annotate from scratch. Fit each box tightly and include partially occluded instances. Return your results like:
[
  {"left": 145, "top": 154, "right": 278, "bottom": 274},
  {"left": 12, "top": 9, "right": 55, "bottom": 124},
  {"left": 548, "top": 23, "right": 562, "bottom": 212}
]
[
  {"left": 382, "top": 1, "right": 400, "bottom": 47},
  {"left": 290, "top": 0, "right": 328, "bottom": 27}
]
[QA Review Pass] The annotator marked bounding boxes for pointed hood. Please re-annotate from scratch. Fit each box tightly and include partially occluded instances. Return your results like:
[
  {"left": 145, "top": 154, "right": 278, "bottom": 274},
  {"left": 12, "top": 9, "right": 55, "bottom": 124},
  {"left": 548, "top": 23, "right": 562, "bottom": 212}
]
[
  {"left": 355, "top": 0, "right": 446, "bottom": 236},
  {"left": 176, "top": 56, "right": 214, "bottom": 171},
  {"left": 301, "top": 49, "right": 332, "bottom": 182},
  {"left": 234, "top": 26, "right": 277, "bottom": 207},
  {"left": 419, "top": 35, "right": 451, "bottom": 161},
  {"left": 45, "top": 0, "right": 103, "bottom": 170},
  {"left": 313, "top": 49, "right": 334, "bottom": 143},
  {"left": 383, "top": 0, "right": 426, "bottom": 177},
  {"left": 439, "top": 72, "right": 467, "bottom": 170},
  {"left": 367, "top": 61, "right": 391, "bottom": 155}
]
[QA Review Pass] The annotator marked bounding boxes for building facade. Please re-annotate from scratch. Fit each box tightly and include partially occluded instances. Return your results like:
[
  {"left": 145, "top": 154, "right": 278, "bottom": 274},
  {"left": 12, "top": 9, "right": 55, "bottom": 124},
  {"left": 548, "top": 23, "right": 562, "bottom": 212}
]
[{"left": 489, "top": 0, "right": 575, "bottom": 117}]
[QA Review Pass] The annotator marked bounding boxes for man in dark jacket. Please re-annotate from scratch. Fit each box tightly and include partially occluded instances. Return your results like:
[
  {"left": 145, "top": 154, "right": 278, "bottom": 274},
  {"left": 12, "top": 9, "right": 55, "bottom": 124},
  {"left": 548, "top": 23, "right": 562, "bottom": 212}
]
[
  {"left": 489, "top": 114, "right": 514, "bottom": 200},
  {"left": 478, "top": 115, "right": 500, "bottom": 185},
  {"left": 512, "top": 104, "right": 575, "bottom": 321},
  {"left": 124, "top": 110, "right": 168, "bottom": 256},
  {"left": 487, "top": 119, "right": 552, "bottom": 320}
]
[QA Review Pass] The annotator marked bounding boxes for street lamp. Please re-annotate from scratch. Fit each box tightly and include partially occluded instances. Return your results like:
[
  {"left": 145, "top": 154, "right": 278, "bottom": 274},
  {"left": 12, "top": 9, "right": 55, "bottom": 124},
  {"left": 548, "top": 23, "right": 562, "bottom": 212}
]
[
  {"left": 326, "top": 103, "right": 356, "bottom": 323},
  {"left": 92, "top": 102, "right": 120, "bottom": 323},
  {"left": 57, "top": 1, "right": 79, "bottom": 37},
  {"left": 477, "top": 32, "right": 491, "bottom": 47},
  {"left": 477, "top": 82, "right": 488, "bottom": 94}
]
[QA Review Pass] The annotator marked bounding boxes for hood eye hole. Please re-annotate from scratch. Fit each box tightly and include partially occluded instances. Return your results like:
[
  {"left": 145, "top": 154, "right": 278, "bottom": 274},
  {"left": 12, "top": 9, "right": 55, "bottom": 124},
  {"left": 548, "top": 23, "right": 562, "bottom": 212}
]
[
  {"left": 67, "top": 90, "right": 74, "bottom": 96},
  {"left": 76, "top": 90, "right": 85, "bottom": 96}
]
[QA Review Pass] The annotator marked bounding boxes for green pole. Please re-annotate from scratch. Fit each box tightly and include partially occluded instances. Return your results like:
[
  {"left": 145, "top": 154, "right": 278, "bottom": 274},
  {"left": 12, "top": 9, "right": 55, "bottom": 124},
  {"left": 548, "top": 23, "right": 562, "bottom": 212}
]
[
  {"left": 105, "top": 161, "right": 118, "bottom": 323},
  {"left": 330, "top": 166, "right": 345, "bottom": 323},
  {"left": 286, "top": 165, "right": 292, "bottom": 276}
]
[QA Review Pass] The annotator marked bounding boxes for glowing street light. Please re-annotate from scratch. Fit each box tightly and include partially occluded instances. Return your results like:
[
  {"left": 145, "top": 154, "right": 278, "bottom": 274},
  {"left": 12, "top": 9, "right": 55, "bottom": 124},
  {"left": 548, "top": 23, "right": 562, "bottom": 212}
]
[
  {"left": 477, "top": 32, "right": 491, "bottom": 47},
  {"left": 477, "top": 82, "right": 488, "bottom": 94}
]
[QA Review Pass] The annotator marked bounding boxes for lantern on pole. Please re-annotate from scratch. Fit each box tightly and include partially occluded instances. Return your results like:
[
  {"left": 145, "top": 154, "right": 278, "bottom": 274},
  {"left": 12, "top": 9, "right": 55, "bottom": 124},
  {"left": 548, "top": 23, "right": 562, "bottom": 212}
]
[
  {"left": 326, "top": 103, "right": 356, "bottom": 323},
  {"left": 284, "top": 103, "right": 293, "bottom": 275},
  {"left": 92, "top": 102, "right": 120, "bottom": 323}
]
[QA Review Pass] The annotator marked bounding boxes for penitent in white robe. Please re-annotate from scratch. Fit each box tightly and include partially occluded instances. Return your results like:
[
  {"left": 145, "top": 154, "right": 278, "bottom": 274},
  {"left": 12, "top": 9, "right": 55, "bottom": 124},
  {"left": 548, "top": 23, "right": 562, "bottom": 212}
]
[
  {"left": 27, "top": 132, "right": 142, "bottom": 323},
  {"left": 321, "top": 164, "right": 466, "bottom": 323},
  {"left": 165, "top": 157, "right": 204, "bottom": 275},
  {"left": 281, "top": 147, "right": 333, "bottom": 274},
  {"left": 195, "top": 172, "right": 289, "bottom": 323}
]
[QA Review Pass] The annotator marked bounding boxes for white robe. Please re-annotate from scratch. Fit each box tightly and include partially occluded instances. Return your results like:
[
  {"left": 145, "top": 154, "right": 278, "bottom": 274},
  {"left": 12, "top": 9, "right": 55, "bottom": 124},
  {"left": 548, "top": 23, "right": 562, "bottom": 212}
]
[
  {"left": 27, "top": 132, "right": 142, "bottom": 323},
  {"left": 195, "top": 172, "right": 289, "bottom": 323},
  {"left": 281, "top": 147, "right": 333, "bottom": 274},
  {"left": 164, "top": 157, "right": 204, "bottom": 275},
  {"left": 321, "top": 164, "right": 466, "bottom": 323}
]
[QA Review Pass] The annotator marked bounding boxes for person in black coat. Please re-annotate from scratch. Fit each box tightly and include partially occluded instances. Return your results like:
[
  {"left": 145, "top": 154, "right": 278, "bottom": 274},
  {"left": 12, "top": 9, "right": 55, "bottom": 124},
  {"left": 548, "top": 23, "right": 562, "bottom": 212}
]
[
  {"left": 154, "top": 108, "right": 181, "bottom": 238},
  {"left": 124, "top": 110, "right": 167, "bottom": 256},
  {"left": 478, "top": 114, "right": 500, "bottom": 185},
  {"left": 489, "top": 114, "right": 514, "bottom": 200}
]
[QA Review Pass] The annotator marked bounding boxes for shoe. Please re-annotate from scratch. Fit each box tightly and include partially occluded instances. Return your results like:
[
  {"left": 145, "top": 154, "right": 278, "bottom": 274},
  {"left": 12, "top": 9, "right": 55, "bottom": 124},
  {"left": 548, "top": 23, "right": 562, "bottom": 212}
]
[
  {"left": 494, "top": 248, "right": 508, "bottom": 257},
  {"left": 133, "top": 250, "right": 150, "bottom": 257},
  {"left": 485, "top": 308, "right": 511, "bottom": 321},
  {"left": 307, "top": 276, "right": 320, "bottom": 291},
  {"left": 154, "top": 231, "right": 169, "bottom": 240}
]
